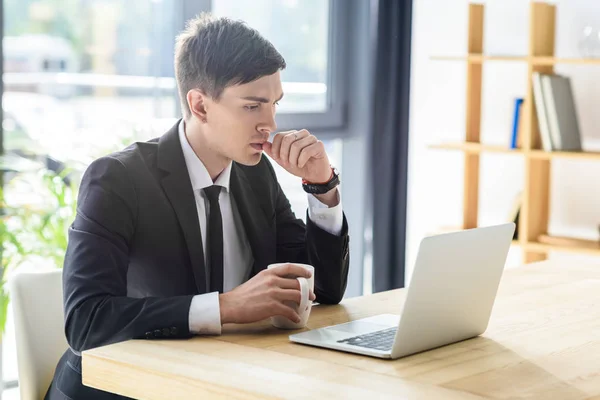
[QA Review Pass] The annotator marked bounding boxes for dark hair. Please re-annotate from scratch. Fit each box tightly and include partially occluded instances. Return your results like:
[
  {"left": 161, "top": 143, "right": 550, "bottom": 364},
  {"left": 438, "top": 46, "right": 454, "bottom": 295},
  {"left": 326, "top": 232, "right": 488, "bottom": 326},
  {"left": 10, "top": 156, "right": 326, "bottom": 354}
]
[{"left": 174, "top": 13, "right": 286, "bottom": 119}]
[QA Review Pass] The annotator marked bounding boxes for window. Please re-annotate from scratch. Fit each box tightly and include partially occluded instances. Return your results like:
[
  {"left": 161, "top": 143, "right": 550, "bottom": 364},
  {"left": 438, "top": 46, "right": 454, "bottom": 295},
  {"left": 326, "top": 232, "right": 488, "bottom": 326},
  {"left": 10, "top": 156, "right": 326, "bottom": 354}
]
[
  {"left": 3, "top": 0, "right": 179, "bottom": 171},
  {"left": 2, "top": 0, "right": 179, "bottom": 386},
  {"left": 200, "top": 0, "right": 346, "bottom": 131},
  {"left": 212, "top": 0, "right": 329, "bottom": 114}
]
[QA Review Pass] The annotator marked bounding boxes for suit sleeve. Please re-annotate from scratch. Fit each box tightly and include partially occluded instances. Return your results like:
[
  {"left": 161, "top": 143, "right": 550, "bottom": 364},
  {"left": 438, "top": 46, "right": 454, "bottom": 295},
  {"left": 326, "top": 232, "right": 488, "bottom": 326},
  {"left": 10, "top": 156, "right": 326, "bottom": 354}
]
[
  {"left": 63, "top": 156, "right": 194, "bottom": 353},
  {"left": 265, "top": 161, "right": 350, "bottom": 305}
]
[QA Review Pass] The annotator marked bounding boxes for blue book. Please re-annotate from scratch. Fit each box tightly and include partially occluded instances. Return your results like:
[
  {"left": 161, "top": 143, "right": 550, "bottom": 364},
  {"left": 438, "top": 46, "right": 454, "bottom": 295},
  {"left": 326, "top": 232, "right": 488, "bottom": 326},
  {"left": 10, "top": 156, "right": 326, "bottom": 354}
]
[{"left": 510, "top": 98, "right": 524, "bottom": 149}]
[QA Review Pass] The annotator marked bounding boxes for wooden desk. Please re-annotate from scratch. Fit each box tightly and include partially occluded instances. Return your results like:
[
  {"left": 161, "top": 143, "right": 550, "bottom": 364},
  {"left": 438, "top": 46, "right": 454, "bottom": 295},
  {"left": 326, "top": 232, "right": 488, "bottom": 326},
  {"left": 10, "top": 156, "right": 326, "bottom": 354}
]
[{"left": 83, "top": 260, "right": 600, "bottom": 399}]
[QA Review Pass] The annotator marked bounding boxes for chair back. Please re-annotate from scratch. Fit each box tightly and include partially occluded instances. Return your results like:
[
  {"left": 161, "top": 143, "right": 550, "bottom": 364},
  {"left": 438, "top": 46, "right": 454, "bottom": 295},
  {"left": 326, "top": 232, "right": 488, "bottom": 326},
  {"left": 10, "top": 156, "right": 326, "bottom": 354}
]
[{"left": 10, "top": 269, "right": 68, "bottom": 400}]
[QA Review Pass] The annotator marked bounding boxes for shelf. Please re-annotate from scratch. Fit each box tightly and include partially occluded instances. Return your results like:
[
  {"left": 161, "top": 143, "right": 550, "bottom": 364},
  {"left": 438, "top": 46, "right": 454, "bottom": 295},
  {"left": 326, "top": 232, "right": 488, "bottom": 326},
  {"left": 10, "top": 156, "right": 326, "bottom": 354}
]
[
  {"left": 430, "top": 55, "right": 528, "bottom": 63},
  {"left": 430, "top": 143, "right": 600, "bottom": 161},
  {"left": 428, "top": 142, "right": 523, "bottom": 155},
  {"left": 532, "top": 56, "right": 600, "bottom": 65},
  {"left": 431, "top": 228, "right": 600, "bottom": 256},
  {"left": 528, "top": 149, "right": 600, "bottom": 161},
  {"left": 430, "top": 55, "right": 600, "bottom": 65},
  {"left": 526, "top": 235, "right": 600, "bottom": 256}
]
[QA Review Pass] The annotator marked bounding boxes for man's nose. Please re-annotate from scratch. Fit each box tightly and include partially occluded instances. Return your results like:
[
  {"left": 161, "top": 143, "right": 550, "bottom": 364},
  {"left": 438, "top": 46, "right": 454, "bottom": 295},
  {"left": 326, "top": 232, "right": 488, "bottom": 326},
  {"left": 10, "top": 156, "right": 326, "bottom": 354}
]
[{"left": 259, "top": 110, "right": 277, "bottom": 135}]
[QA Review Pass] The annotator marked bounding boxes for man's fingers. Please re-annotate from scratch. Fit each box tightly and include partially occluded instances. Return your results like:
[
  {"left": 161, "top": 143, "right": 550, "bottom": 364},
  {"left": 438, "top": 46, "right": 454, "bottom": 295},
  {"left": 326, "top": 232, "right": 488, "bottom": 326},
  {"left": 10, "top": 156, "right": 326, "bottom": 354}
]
[
  {"left": 279, "top": 130, "right": 309, "bottom": 165},
  {"left": 273, "top": 302, "right": 301, "bottom": 323},
  {"left": 270, "top": 280, "right": 315, "bottom": 302},
  {"left": 289, "top": 135, "right": 318, "bottom": 168},
  {"left": 270, "top": 132, "right": 287, "bottom": 160},
  {"left": 298, "top": 141, "right": 325, "bottom": 169},
  {"left": 274, "top": 288, "right": 303, "bottom": 305},
  {"left": 271, "top": 276, "right": 303, "bottom": 290},
  {"left": 270, "top": 263, "right": 312, "bottom": 279},
  {"left": 262, "top": 141, "right": 273, "bottom": 157},
  {"left": 274, "top": 287, "right": 316, "bottom": 304},
  {"left": 271, "top": 130, "right": 296, "bottom": 160}
]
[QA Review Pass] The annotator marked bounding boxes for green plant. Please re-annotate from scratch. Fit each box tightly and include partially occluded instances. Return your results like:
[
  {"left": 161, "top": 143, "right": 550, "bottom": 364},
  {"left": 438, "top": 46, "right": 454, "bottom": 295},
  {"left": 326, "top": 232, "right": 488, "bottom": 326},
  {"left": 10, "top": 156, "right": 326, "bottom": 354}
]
[{"left": 0, "top": 167, "right": 78, "bottom": 335}]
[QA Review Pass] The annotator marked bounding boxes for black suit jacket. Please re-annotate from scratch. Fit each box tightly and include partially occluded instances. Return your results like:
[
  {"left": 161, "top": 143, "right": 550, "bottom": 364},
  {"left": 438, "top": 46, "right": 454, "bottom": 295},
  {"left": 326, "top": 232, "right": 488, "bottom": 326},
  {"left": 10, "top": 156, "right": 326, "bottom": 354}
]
[{"left": 46, "top": 121, "right": 350, "bottom": 399}]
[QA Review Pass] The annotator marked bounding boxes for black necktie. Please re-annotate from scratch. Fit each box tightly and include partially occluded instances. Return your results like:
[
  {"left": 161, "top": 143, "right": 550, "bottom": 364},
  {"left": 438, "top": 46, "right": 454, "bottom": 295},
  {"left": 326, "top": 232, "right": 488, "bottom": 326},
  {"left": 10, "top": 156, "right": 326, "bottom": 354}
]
[{"left": 203, "top": 185, "right": 224, "bottom": 293}]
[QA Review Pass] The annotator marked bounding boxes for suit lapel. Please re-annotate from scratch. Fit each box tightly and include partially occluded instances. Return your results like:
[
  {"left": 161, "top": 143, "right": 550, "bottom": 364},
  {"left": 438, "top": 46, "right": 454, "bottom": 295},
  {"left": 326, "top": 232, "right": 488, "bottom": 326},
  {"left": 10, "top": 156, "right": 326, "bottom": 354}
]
[
  {"left": 230, "top": 163, "right": 276, "bottom": 276},
  {"left": 157, "top": 121, "right": 207, "bottom": 293}
]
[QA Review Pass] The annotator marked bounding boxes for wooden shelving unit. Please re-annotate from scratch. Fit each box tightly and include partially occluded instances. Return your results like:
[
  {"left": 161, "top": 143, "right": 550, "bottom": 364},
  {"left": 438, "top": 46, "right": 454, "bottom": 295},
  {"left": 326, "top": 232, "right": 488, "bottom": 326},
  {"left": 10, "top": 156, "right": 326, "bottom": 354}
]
[
  {"left": 429, "top": 2, "right": 600, "bottom": 263},
  {"left": 431, "top": 55, "right": 600, "bottom": 65},
  {"left": 429, "top": 142, "right": 524, "bottom": 155},
  {"left": 431, "top": 142, "right": 600, "bottom": 161}
]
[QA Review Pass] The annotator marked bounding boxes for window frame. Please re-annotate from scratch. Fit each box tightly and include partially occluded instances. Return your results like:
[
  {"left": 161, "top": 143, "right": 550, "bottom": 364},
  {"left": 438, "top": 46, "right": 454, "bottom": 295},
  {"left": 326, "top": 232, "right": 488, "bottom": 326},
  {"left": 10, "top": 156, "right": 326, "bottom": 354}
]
[{"left": 178, "top": 0, "right": 348, "bottom": 132}]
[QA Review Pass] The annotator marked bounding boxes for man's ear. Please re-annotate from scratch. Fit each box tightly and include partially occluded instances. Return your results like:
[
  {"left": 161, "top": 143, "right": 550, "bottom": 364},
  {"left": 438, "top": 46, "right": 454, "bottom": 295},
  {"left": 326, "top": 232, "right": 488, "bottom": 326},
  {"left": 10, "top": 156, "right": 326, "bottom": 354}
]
[{"left": 187, "top": 89, "right": 209, "bottom": 123}]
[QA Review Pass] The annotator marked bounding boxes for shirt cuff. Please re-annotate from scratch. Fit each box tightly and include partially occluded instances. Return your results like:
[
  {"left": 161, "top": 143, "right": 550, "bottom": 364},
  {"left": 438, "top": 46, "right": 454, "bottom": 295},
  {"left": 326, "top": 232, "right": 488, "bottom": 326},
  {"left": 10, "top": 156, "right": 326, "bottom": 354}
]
[
  {"left": 307, "top": 189, "right": 343, "bottom": 236},
  {"left": 188, "top": 292, "right": 222, "bottom": 335}
]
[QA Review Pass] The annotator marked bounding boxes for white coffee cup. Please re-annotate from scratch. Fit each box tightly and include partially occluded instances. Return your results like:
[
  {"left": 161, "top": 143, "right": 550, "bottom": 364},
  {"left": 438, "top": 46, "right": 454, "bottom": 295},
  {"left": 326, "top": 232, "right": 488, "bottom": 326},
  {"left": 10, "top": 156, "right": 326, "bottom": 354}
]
[{"left": 267, "top": 263, "right": 315, "bottom": 329}]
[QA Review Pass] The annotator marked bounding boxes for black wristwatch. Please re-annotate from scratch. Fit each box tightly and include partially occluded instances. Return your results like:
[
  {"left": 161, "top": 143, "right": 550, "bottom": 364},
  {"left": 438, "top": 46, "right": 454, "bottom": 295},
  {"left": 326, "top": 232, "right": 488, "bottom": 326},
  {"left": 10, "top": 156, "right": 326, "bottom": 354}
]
[{"left": 302, "top": 166, "right": 340, "bottom": 194}]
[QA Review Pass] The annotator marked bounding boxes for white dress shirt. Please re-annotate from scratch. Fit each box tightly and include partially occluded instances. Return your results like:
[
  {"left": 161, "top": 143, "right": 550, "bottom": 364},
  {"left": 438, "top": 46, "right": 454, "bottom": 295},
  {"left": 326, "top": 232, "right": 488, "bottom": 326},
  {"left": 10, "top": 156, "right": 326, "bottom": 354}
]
[{"left": 178, "top": 121, "right": 343, "bottom": 335}]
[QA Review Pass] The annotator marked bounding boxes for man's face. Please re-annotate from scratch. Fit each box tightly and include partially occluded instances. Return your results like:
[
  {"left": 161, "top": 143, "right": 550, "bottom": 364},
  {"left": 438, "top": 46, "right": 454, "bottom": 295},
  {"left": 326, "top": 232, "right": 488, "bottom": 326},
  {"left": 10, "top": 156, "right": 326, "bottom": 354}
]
[{"left": 202, "top": 71, "right": 283, "bottom": 166}]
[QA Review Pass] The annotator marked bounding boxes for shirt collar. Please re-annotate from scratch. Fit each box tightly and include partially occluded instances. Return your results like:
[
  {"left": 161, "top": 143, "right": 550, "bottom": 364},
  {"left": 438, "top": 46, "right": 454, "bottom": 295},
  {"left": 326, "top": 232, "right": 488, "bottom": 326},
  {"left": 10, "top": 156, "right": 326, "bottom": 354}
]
[{"left": 178, "top": 119, "right": 232, "bottom": 192}]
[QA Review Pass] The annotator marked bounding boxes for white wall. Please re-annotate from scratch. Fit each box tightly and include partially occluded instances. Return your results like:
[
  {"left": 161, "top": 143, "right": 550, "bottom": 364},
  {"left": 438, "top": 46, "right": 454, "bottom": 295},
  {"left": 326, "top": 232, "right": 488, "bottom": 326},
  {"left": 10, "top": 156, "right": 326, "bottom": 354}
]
[{"left": 406, "top": 0, "right": 600, "bottom": 283}]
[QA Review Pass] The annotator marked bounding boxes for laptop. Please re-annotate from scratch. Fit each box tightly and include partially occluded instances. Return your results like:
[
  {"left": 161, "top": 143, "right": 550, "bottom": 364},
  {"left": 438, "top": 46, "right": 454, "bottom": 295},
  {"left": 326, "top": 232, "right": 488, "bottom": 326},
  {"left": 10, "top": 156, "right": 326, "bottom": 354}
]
[{"left": 289, "top": 222, "right": 515, "bottom": 359}]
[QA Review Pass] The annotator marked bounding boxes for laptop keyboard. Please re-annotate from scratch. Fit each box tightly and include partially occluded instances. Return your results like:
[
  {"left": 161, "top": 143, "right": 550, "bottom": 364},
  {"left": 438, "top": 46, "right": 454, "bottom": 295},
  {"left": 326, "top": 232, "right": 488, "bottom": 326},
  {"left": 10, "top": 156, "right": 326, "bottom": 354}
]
[{"left": 336, "top": 327, "right": 397, "bottom": 351}]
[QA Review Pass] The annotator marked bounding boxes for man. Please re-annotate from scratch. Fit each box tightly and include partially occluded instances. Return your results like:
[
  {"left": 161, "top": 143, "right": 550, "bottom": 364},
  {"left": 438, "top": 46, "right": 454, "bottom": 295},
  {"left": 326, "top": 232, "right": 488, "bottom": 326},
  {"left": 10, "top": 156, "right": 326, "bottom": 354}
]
[{"left": 45, "top": 13, "right": 349, "bottom": 400}]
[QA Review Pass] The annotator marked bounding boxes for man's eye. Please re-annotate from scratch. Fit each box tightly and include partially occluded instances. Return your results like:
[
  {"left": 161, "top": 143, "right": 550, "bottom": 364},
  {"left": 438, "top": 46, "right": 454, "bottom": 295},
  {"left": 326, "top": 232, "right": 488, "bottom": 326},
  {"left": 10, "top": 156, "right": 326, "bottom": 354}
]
[{"left": 245, "top": 104, "right": 259, "bottom": 111}]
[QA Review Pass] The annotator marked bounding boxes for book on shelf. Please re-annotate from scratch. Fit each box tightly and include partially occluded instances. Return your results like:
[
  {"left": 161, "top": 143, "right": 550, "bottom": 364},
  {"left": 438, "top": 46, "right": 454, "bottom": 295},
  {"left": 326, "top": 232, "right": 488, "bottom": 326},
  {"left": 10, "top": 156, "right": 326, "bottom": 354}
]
[
  {"left": 532, "top": 72, "right": 554, "bottom": 151},
  {"left": 532, "top": 72, "right": 583, "bottom": 152},
  {"left": 516, "top": 100, "right": 526, "bottom": 149},
  {"left": 510, "top": 98, "right": 524, "bottom": 149},
  {"left": 541, "top": 74, "right": 582, "bottom": 151}
]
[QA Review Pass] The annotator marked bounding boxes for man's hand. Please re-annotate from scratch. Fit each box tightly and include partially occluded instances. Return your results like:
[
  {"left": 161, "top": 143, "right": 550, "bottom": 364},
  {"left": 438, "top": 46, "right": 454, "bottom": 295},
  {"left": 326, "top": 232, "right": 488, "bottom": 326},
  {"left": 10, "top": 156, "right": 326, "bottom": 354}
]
[
  {"left": 219, "top": 263, "right": 316, "bottom": 325},
  {"left": 263, "top": 130, "right": 332, "bottom": 184}
]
